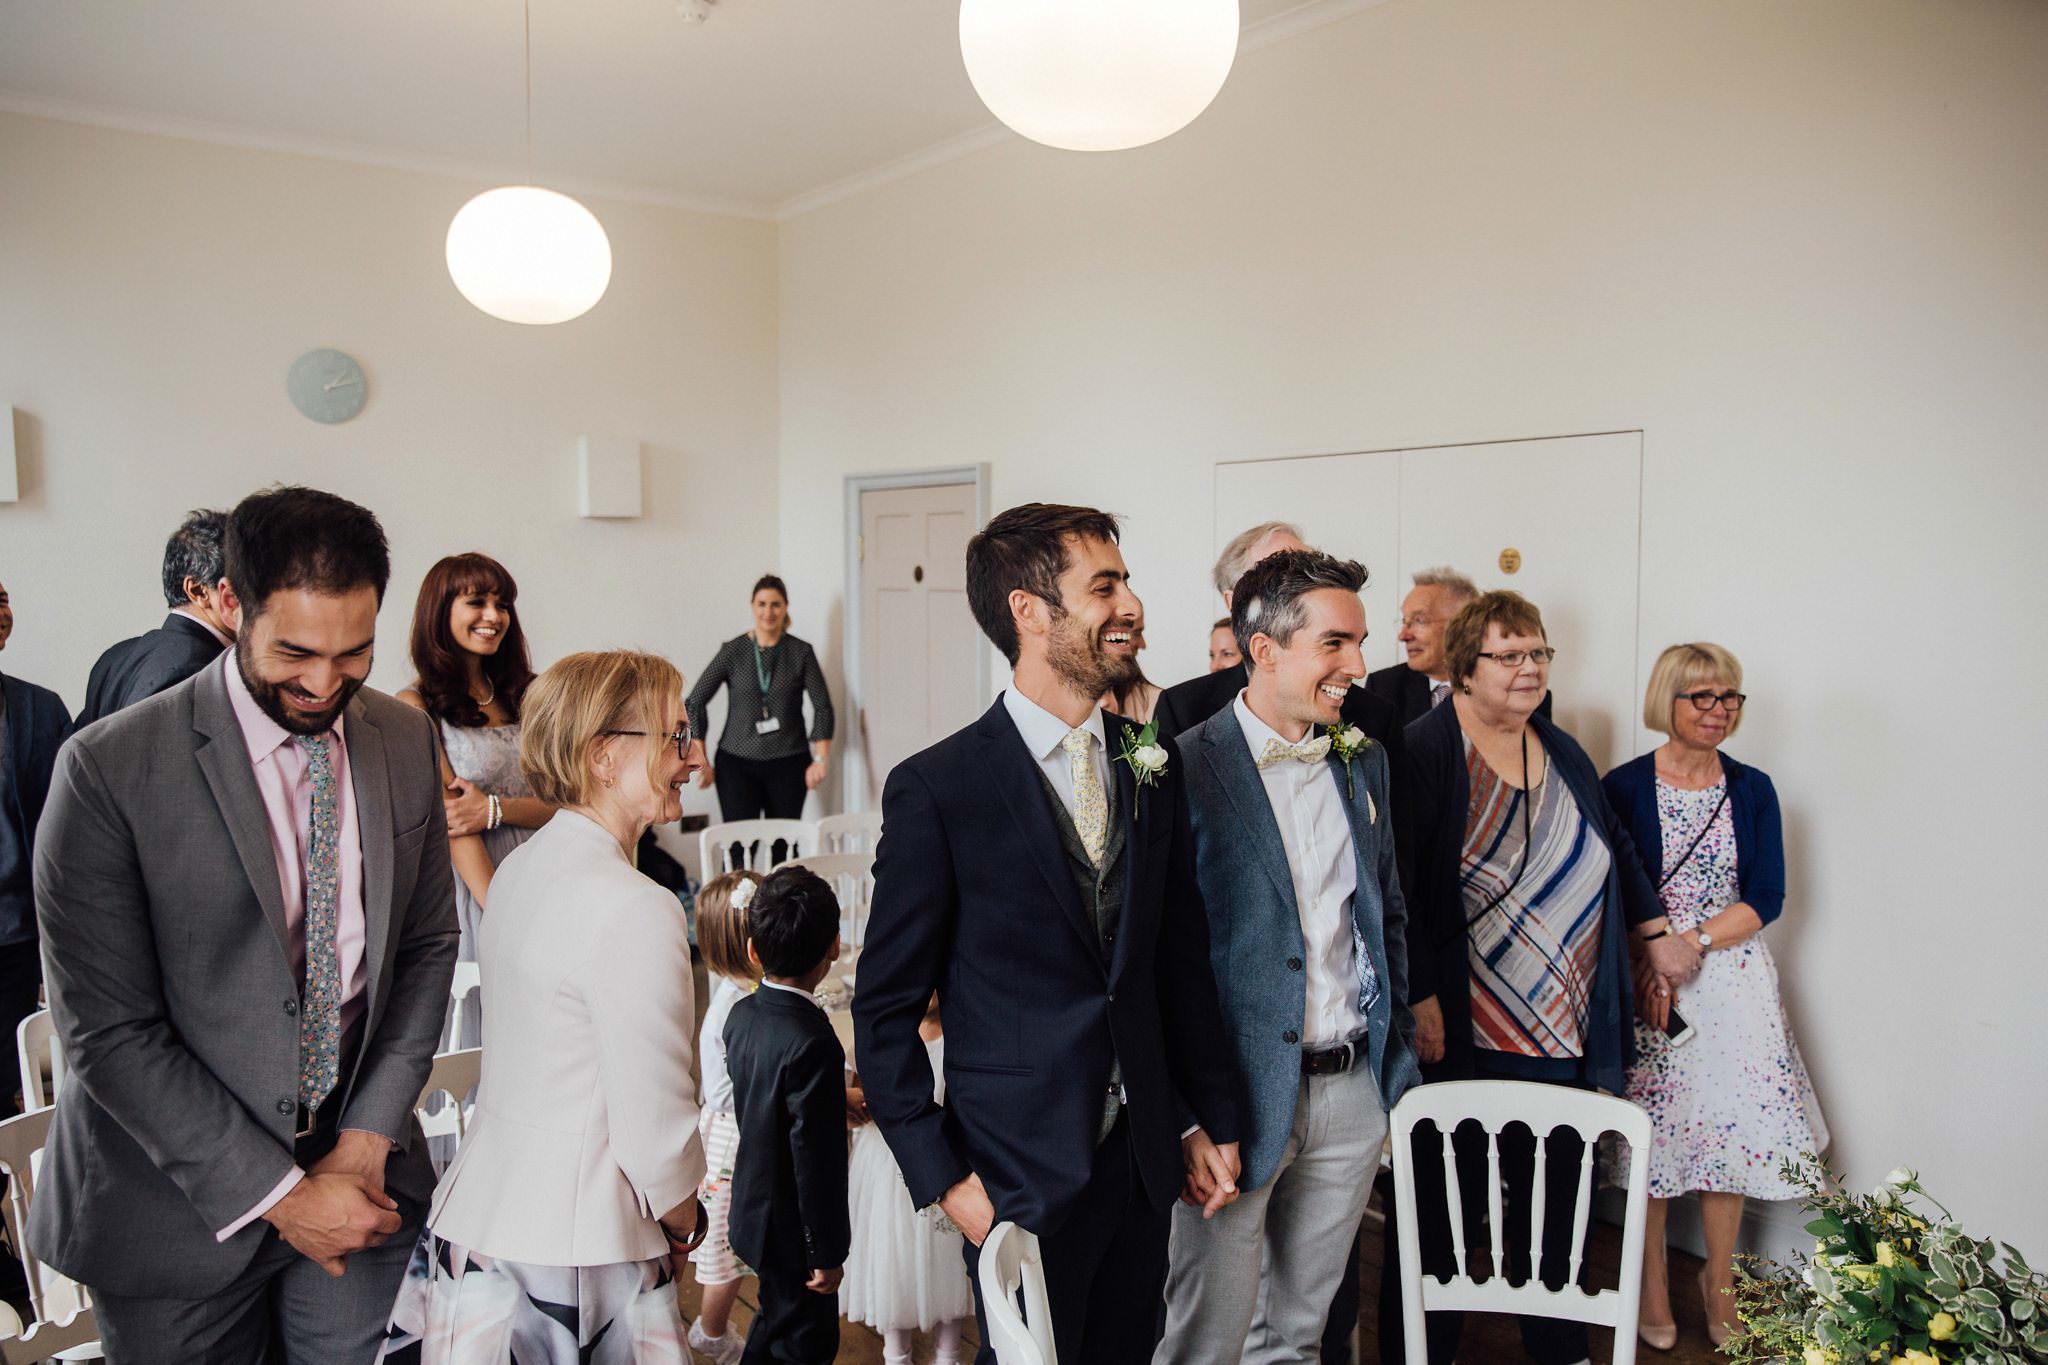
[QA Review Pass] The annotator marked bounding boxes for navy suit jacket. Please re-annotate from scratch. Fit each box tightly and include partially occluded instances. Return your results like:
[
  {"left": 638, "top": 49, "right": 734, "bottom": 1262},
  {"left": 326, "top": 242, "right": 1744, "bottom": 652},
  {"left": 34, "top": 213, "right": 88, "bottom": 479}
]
[
  {"left": 725, "top": 986, "right": 853, "bottom": 1275},
  {"left": 1, "top": 673, "right": 74, "bottom": 945},
  {"left": 79, "top": 613, "right": 225, "bottom": 727},
  {"left": 1180, "top": 704, "right": 1419, "bottom": 1191},
  {"left": 853, "top": 698, "right": 1239, "bottom": 1238}
]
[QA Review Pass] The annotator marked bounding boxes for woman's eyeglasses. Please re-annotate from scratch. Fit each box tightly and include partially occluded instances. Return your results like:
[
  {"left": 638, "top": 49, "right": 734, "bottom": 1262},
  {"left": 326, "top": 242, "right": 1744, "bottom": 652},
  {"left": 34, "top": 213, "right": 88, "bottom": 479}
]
[
  {"left": 600, "top": 723, "right": 694, "bottom": 759},
  {"left": 1676, "top": 690, "right": 1746, "bottom": 712},
  {"left": 1476, "top": 648, "right": 1557, "bottom": 668}
]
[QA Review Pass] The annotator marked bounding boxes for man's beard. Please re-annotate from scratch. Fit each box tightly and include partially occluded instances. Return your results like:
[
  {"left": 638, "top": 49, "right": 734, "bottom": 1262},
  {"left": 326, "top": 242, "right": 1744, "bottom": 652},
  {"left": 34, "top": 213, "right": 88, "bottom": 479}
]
[
  {"left": 236, "top": 635, "right": 364, "bottom": 736},
  {"left": 1045, "top": 608, "right": 1139, "bottom": 699}
]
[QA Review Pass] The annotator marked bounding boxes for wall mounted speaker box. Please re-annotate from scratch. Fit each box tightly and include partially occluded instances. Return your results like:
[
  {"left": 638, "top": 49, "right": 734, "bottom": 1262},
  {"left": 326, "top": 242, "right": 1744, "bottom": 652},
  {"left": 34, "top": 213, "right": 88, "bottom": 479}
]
[{"left": 577, "top": 435, "right": 643, "bottom": 518}]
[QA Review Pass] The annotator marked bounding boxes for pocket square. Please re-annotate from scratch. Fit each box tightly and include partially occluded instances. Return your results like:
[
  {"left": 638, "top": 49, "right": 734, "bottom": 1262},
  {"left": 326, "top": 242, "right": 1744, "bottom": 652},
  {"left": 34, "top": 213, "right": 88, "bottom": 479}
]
[{"left": 1368, "top": 792, "right": 1377, "bottom": 826}]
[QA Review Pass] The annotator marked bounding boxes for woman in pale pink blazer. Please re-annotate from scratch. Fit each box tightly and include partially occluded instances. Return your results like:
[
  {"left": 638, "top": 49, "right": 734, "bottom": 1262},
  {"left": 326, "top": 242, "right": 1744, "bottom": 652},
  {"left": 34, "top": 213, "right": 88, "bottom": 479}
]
[{"left": 381, "top": 650, "right": 707, "bottom": 1364}]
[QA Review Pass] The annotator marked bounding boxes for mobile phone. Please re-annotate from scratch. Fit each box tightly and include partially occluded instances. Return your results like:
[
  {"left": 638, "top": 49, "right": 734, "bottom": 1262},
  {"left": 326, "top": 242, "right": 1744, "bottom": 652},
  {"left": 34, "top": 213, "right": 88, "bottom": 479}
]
[{"left": 1662, "top": 1006, "right": 1696, "bottom": 1048}]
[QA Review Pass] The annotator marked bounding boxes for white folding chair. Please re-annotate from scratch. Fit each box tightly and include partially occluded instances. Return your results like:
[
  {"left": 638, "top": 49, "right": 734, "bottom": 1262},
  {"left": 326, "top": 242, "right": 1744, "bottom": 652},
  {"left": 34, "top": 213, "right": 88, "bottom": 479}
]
[
  {"left": 0, "top": 1107, "right": 101, "bottom": 1362},
  {"left": 13, "top": 1010, "right": 63, "bottom": 1112},
  {"left": 977, "top": 1221, "right": 1056, "bottom": 1365},
  {"left": 415, "top": 1047, "right": 484, "bottom": 1160},
  {"left": 1389, "top": 1079, "right": 1650, "bottom": 1365},
  {"left": 698, "top": 819, "right": 814, "bottom": 886},
  {"left": 813, "top": 810, "right": 883, "bottom": 856},
  {"left": 780, "top": 852, "right": 876, "bottom": 951},
  {"left": 444, "top": 960, "right": 483, "bottom": 1053}
]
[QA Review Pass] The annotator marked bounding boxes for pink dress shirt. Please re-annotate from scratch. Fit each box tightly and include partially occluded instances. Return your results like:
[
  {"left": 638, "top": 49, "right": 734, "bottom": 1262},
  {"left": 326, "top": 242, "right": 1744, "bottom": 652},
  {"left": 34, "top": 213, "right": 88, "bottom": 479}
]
[{"left": 215, "top": 654, "right": 372, "bottom": 1240}]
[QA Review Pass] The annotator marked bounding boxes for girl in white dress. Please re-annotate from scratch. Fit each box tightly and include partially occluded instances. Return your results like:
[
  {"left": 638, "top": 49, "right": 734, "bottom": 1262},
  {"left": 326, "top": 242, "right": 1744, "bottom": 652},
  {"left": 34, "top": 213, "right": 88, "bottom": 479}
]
[
  {"left": 842, "top": 996, "right": 973, "bottom": 1365},
  {"left": 685, "top": 871, "right": 763, "bottom": 1365}
]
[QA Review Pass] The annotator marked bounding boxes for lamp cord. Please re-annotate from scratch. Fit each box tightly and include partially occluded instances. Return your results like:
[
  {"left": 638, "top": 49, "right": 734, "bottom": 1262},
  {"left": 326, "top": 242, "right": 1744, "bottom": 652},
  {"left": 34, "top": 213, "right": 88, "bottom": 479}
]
[{"left": 523, "top": 0, "right": 532, "bottom": 176}]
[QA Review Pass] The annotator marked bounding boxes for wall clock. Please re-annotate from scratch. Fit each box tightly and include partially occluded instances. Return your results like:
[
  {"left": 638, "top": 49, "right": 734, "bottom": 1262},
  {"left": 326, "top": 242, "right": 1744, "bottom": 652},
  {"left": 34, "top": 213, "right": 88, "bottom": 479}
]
[{"left": 286, "top": 349, "right": 368, "bottom": 424}]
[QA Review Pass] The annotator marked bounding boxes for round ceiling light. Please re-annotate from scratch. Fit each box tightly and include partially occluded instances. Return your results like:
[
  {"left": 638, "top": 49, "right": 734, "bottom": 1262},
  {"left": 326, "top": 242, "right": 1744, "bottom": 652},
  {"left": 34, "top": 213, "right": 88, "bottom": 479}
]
[
  {"left": 959, "top": 0, "right": 1240, "bottom": 152},
  {"left": 445, "top": 185, "right": 613, "bottom": 326}
]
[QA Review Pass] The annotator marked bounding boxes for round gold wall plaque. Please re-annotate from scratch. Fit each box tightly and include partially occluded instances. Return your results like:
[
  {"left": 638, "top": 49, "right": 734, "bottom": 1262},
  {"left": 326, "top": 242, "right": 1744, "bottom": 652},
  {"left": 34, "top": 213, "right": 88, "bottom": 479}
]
[{"left": 1498, "top": 547, "right": 1522, "bottom": 574}]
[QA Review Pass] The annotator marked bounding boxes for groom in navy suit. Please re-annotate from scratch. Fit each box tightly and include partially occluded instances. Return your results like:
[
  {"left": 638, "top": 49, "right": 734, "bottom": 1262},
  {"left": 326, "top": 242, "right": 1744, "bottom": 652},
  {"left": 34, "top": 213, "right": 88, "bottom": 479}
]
[
  {"left": 1155, "top": 549, "right": 1420, "bottom": 1364},
  {"left": 855, "top": 502, "right": 1242, "bottom": 1365}
]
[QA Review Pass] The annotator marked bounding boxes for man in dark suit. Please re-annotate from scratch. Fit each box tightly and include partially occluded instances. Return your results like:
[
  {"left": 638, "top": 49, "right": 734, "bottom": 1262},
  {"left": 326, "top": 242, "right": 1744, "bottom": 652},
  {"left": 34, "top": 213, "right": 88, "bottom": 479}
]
[
  {"left": 30, "top": 487, "right": 458, "bottom": 1363},
  {"left": 725, "top": 865, "right": 852, "bottom": 1365},
  {"left": 79, "top": 508, "right": 234, "bottom": 726},
  {"left": 0, "top": 575, "right": 73, "bottom": 1111},
  {"left": 1367, "top": 565, "right": 1551, "bottom": 725},
  {"left": 1154, "top": 521, "right": 1404, "bottom": 758},
  {"left": 855, "top": 503, "right": 1241, "bottom": 1365}
]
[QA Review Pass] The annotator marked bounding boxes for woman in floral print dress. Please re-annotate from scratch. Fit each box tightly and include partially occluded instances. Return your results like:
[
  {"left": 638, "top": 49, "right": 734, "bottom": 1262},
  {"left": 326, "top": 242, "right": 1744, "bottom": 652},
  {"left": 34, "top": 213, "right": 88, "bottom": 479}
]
[{"left": 1605, "top": 643, "right": 1829, "bottom": 1351}]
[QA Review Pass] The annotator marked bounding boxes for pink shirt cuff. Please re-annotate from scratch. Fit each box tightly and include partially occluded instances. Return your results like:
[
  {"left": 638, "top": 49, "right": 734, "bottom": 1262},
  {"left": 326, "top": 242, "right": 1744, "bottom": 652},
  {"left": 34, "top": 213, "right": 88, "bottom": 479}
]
[{"left": 217, "top": 1167, "right": 303, "bottom": 1242}]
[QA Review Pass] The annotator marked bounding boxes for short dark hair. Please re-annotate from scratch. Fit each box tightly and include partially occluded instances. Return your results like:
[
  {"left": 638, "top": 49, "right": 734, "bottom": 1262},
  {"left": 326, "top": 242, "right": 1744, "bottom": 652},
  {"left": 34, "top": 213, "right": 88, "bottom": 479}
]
[
  {"left": 1232, "top": 549, "right": 1370, "bottom": 661},
  {"left": 965, "top": 503, "right": 1122, "bottom": 666},
  {"left": 747, "top": 865, "right": 840, "bottom": 978},
  {"left": 225, "top": 486, "right": 390, "bottom": 620},
  {"left": 160, "top": 508, "right": 229, "bottom": 608},
  {"left": 752, "top": 574, "right": 788, "bottom": 602}
]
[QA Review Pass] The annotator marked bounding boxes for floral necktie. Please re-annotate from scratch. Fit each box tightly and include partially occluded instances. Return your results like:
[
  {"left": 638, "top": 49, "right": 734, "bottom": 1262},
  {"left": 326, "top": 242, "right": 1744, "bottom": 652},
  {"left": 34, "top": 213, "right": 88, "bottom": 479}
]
[
  {"left": 296, "top": 733, "right": 343, "bottom": 1115},
  {"left": 1062, "top": 729, "right": 1107, "bottom": 868}
]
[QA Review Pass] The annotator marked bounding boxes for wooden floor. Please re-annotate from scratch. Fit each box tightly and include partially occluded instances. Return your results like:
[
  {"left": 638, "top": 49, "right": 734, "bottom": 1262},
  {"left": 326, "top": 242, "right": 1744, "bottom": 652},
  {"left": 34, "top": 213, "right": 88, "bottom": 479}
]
[{"left": 674, "top": 1185, "right": 1730, "bottom": 1364}]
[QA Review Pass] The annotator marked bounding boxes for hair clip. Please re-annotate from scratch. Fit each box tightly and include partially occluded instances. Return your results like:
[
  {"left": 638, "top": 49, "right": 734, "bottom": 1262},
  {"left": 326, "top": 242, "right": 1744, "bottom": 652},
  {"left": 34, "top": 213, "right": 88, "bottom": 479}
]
[{"left": 728, "top": 878, "right": 758, "bottom": 910}]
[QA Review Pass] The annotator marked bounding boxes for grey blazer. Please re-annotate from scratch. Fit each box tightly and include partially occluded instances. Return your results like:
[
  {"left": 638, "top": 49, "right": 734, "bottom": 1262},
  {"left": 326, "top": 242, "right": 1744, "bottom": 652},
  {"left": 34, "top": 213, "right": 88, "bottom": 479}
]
[
  {"left": 27, "top": 661, "right": 458, "bottom": 1298},
  {"left": 1181, "top": 704, "right": 1421, "bottom": 1193}
]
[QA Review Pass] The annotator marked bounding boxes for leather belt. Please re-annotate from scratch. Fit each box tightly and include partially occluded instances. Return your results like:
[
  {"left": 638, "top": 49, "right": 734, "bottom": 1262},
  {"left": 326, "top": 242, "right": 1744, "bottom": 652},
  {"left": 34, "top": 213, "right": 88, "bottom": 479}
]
[{"left": 1301, "top": 1040, "right": 1359, "bottom": 1076}]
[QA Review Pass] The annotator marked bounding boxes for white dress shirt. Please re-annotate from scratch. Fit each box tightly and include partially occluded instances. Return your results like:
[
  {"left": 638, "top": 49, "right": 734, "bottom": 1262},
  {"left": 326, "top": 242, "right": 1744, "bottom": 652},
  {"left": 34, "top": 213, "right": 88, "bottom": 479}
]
[
  {"left": 1233, "top": 694, "right": 1369, "bottom": 1048},
  {"left": 1002, "top": 686, "right": 1110, "bottom": 818}
]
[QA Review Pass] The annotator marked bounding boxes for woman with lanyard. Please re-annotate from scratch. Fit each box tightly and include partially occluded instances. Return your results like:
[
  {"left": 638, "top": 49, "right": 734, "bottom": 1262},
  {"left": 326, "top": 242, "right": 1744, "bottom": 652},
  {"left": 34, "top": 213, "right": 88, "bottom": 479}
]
[
  {"left": 687, "top": 575, "right": 836, "bottom": 828},
  {"left": 1379, "top": 589, "right": 1686, "bottom": 1365},
  {"left": 1603, "top": 643, "right": 1827, "bottom": 1352}
]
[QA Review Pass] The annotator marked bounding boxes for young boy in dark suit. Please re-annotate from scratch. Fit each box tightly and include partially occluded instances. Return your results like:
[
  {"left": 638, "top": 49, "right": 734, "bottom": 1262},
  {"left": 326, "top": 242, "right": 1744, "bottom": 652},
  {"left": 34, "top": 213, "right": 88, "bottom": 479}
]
[{"left": 725, "top": 865, "right": 851, "bottom": 1364}]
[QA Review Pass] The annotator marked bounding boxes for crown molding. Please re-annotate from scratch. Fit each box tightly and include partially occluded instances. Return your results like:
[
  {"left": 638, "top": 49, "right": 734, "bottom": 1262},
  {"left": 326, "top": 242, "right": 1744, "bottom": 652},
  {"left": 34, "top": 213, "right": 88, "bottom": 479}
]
[
  {"left": 0, "top": 91, "right": 776, "bottom": 221},
  {"left": 2, "top": 0, "right": 1393, "bottom": 228},
  {"left": 770, "top": 0, "right": 1394, "bottom": 220}
]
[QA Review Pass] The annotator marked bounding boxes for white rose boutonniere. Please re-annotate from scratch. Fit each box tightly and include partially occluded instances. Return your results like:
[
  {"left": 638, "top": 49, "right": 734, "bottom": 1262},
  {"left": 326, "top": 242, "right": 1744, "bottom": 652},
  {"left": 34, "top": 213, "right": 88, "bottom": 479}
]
[
  {"left": 1116, "top": 717, "right": 1169, "bottom": 814},
  {"left": 1324, "top": 724, "right": 1372, "bottom": 802}
]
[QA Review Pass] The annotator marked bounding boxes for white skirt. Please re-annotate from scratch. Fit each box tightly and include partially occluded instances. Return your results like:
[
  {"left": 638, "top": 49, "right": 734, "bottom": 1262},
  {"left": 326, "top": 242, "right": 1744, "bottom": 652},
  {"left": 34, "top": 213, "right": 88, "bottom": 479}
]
[{"left": 839, "top": 1123, "right": 974, "bottom": 1333}]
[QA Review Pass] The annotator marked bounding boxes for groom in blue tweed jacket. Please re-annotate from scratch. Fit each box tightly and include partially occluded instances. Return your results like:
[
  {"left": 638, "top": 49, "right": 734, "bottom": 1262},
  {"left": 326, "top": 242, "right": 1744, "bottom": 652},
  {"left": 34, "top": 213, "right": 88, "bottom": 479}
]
[{"left": 1155, "top": 548, "right": 1422, "bottom": 1365}]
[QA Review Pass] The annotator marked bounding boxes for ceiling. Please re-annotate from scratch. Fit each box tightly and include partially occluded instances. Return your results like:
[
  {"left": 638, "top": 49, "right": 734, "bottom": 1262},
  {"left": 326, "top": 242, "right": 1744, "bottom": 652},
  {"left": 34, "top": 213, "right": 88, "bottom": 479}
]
[{"left": 0, "top": 0, "right": 1359, "bottom": 219}]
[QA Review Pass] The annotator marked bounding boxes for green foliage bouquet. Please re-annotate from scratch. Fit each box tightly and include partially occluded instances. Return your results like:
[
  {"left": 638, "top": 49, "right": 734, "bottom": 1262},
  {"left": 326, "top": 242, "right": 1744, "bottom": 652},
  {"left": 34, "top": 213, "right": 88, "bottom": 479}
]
[{"left": 1729, "top": 1161, "right": 2048, "bottom": 1365}]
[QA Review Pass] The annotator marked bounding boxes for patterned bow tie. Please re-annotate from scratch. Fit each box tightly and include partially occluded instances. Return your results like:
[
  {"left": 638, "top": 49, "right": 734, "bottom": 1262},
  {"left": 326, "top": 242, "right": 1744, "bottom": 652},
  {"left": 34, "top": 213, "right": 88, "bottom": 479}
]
[{"left": 1257, "top": 734, "right": 1332, "bottom": 768}]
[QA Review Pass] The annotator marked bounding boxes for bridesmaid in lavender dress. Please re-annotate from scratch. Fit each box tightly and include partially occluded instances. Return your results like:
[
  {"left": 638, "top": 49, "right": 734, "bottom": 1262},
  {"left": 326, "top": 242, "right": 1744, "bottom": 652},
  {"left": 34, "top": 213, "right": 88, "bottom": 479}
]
[{"left": 398, "top": 554, "right": 556, "bottom": 1054}]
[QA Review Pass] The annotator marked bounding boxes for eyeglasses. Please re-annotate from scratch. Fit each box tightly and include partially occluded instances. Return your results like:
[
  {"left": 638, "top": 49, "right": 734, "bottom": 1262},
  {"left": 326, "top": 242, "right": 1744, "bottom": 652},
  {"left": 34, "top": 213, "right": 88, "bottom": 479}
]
[
  {"left": 1677, "top": 690, "right": 1746, "bottom": 712},
  {"left": 1475, "top": 648, "right": 1557, "bottom": 668},
  {"left": 600, "top": 722, "right": 694, "bottom": 760}
]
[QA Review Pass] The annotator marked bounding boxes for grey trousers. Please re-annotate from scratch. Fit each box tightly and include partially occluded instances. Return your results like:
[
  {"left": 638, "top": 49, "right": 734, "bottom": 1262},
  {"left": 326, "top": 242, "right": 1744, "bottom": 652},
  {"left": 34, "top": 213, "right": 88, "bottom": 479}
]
[
  {"left": 92, "top": 1203, "right": 423, "bottom": 1365},
  {"left": 1155, "top": 1062, "right": 1388, "bottom": 1365}
]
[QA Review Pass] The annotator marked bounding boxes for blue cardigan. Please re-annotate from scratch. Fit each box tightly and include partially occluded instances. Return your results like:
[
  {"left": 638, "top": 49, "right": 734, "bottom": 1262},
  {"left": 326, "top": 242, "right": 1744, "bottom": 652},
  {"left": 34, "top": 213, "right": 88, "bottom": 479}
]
[
  {"left": 1395, "top": 700, "right": 1658, "bottom": 1096},
  {"left": 1600, "top": 752, "right": 1785, "bottom": 926}
]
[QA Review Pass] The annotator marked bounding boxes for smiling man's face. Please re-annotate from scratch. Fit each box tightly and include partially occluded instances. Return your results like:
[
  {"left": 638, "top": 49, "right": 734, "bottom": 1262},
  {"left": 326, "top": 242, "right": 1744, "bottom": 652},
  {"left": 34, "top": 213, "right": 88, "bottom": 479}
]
[{"left": 231, "top": 585, "right": 379, "bottom": 734}]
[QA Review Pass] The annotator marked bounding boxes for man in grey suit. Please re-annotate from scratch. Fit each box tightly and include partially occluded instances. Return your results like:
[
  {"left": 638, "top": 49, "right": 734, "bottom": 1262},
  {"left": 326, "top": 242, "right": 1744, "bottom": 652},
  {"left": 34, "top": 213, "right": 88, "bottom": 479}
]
[
  {"left": 30, "top": 486, "right": 458, "bottom": 1363},
  {"left": 1156, "top": 549, "right": 1421, "bottom": 1365}
]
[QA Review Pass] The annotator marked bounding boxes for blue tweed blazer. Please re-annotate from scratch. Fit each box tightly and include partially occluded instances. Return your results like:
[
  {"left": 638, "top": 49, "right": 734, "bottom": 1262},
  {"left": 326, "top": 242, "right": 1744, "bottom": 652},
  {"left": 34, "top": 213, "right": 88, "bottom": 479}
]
[{"left": 1181, "top": 702, "right": 1421, "bottom": 1193}]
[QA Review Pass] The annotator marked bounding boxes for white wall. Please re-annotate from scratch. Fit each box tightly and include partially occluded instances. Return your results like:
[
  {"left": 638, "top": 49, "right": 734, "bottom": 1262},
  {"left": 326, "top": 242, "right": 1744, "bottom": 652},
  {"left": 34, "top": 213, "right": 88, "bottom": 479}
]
[
  {"left": 777, "top": 0, "right": 2048, "bottom": 1251},
  {"left": 0, "top": 112, "right": 781, "bottom": 827}
]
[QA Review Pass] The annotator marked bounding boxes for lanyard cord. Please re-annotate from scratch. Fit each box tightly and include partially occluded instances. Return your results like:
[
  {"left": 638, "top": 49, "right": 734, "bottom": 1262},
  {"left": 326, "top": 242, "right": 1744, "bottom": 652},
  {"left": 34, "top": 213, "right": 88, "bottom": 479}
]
[{"left": 751, "top": 636, "right": 777, "bottom": 718}]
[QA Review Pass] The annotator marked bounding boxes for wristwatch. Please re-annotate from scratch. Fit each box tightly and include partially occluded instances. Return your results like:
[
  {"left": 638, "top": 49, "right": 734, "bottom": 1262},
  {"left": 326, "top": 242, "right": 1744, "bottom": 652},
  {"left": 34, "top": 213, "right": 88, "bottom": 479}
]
[{"left": 1694, "top": 929, "right": 1715, "bottom": 950}]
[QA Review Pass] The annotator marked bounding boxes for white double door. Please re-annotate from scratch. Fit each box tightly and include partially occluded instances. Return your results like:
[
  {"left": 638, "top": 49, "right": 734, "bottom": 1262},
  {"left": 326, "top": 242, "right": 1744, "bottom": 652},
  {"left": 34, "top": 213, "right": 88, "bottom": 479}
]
[{"left": 1213, "top": 432, "right": 1643, "bottom": 771}]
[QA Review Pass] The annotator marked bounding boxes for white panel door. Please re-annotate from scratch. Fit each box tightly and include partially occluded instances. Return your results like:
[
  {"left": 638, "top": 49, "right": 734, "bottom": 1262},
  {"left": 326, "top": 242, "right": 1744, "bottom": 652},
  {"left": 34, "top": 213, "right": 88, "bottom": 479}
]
[
  {"left": 859, "top": 482, "right": 981, "bottom": 805},
  {"left": 1212, "top": 451, "right": 1405, "bottom": 659},
  {"left": 1397, "top": 433, "right": 1642, "bottom": 770}
]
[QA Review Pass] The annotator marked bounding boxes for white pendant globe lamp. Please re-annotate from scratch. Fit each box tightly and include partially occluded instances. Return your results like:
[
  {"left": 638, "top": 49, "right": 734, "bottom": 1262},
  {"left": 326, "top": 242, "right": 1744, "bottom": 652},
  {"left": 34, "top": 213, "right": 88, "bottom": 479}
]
[
  {"left": 959, "top": 0, "right": 1240, "bottom": 152},
  {"left": 446, "top": 1, "right": 611, "bottom": 324}
]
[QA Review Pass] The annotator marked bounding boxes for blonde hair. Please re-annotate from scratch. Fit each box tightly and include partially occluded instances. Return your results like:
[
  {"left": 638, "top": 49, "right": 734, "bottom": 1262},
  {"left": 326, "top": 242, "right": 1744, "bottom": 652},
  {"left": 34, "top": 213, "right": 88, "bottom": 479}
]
[
  {"left": 696, "top": 871, "right": 764, "bottom": 984},
  {"left": 518, "top": 650, "right": 685, "bottom": 806},
  {"left": 1643, "top": 642, "right": 1745, "bottom": 738}
]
